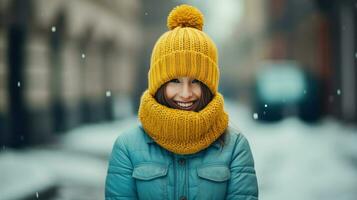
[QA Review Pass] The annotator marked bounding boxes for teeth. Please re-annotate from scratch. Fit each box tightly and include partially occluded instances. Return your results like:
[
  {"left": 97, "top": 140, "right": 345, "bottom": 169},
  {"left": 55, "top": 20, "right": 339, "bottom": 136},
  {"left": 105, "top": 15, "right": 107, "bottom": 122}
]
[{"left": 177, "top": 102, "right": 193, "bottom": 108}]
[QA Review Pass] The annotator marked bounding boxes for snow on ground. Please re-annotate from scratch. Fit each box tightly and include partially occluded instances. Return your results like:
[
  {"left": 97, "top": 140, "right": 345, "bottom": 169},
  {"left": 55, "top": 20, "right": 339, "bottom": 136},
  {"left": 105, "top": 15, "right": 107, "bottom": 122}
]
[
  {"left": 60, "top": 117, "right": 138, "bottom": 158},
  {"left": 0, "top": 118, "right": 139, "bottom": 200},
  {"left": 0, "top": 152, "right": 56, "bottom": 200},
  {"left": 225, "top": 100, "right": 357, "bottom": 200},
  {"left": 0, "top": 146, "right": 108, "bottom": 200},
  {"left": 22, "top": 149, "right": 107, "bottom": 200}
]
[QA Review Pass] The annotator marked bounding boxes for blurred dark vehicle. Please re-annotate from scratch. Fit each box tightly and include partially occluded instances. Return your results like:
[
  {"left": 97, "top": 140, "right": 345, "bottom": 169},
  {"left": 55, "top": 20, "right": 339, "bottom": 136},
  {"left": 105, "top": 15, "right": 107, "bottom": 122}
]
[{"left": 253, "top": 60, "right": 322, "bottom": 122}]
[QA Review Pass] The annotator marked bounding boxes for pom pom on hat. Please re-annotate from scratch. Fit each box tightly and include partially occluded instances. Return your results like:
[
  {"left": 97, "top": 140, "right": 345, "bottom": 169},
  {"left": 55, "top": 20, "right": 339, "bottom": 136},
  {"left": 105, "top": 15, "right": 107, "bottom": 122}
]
[{"left": 167, "top": 4, "right": 204, "bottom": 31}]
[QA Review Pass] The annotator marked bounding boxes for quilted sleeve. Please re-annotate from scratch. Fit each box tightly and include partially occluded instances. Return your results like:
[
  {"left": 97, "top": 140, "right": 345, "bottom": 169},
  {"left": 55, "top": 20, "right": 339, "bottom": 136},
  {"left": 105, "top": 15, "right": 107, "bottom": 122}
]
[
  {"left": 226, "top": 134, "right": 259, "bottom": 200},
  {"left": 105, "top": 136, "right": 138, "bottom": 200}
]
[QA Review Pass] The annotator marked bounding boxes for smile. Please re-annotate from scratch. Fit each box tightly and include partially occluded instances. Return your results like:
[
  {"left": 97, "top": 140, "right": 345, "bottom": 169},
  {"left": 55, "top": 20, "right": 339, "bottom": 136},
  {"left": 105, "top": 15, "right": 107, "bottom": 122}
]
[{"left": 174, "top": 101, "right": 196, "bottom": 110}]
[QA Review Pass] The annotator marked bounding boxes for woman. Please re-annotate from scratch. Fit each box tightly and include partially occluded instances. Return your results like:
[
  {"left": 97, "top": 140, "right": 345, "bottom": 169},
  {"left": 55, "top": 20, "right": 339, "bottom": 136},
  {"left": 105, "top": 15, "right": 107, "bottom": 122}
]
[{"left": 105, "top": 4, "right": 258, "bottom": 200}]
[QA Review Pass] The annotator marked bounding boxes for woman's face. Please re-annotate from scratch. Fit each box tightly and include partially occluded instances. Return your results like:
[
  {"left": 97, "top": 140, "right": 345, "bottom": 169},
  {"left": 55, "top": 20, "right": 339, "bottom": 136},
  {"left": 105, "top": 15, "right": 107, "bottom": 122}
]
[{"left": 165, "top": 77, "right": 202, "bottom": 111}]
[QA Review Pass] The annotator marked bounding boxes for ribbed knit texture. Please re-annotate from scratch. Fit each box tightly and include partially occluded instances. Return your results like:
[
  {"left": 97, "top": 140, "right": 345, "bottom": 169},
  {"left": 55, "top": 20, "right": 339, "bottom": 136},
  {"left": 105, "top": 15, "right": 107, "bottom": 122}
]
[
  {"left": 139, "top": 90, "right": 228, "bottom": 155},
  {"left": 148, "top": 5, "right": 219, "bottom": 96}
]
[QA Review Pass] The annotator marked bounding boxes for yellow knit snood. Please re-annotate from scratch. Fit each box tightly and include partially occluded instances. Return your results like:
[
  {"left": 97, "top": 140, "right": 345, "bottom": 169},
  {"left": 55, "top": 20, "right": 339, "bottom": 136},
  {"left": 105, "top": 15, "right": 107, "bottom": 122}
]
[{"left": 138, "top": 90, "right": 229, "bottom": 155}]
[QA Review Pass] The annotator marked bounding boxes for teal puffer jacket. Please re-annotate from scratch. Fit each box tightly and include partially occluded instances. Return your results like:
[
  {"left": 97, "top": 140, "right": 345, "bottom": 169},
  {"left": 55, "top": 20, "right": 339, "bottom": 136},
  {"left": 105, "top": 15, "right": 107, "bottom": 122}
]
[{"left": 105, "top": 125, "right": 258, "bottom": 200}]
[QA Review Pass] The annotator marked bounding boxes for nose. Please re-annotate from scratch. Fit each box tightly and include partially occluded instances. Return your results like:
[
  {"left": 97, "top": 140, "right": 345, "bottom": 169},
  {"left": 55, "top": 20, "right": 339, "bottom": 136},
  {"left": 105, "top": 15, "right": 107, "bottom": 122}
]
[{"left": 180, "top": 83, "right": 193, "bottom": 100}]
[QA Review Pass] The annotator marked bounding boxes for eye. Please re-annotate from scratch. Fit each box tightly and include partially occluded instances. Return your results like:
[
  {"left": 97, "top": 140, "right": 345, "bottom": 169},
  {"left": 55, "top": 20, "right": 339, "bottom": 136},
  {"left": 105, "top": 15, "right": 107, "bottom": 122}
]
[
  {"left": 192, "top": 79, "right": 200, "bottom": 84},
  {"left": 169, "top": 79, "right": 180, "bottom": 83}
]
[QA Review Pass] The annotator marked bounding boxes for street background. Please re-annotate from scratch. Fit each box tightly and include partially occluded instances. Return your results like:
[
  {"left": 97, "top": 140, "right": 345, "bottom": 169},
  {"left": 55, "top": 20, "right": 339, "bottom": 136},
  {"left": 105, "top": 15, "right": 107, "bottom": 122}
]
[{"left": 0, "top": 0, "right": 357, "bottom": 199}]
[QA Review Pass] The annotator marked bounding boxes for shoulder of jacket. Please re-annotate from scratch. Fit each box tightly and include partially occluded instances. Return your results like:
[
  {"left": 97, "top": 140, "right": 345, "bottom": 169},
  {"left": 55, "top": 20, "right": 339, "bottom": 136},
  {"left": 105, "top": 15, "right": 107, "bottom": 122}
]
[
  {"left": 225, "top": 126, "right": 243, "bottom": 140},
  {"left": 225, "top": 126, "right": 250, "bottom": 148},
  {"left": 113, "top": 124, "right": 147, "bottom": 149},
  {"left": 225, "top": 126, "right": 255, "bottom": 168}
]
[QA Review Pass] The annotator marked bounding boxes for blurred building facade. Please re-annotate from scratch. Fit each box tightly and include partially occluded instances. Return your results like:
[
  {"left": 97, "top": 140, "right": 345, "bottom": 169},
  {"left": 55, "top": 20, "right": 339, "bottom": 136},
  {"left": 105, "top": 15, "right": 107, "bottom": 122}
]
[
  {"left": 228, "top": 0, "right": 357, "bottom": 123},
  {"left": 266, "top": 0, "right": 357, "bottom": 123},
  {"left": 0, "top": 0, "right": 141, "bottom": 148},
  {"left": 132, "top": 0, "right": 177, "bottom": 110}
]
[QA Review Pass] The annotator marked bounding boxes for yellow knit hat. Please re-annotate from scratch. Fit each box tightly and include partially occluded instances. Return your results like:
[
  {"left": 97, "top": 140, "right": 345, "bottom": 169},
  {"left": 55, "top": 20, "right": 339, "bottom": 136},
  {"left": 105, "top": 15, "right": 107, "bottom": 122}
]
[{"left": 148, "top": 4, "right": 219, "bottom": 96}]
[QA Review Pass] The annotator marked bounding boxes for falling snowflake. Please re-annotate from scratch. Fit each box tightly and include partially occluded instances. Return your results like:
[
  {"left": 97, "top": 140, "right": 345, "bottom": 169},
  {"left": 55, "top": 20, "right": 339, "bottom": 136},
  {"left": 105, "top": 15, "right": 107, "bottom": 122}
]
[
  {"left": 253, "top": 113, "right": 258, "bottom": 120},
  {"left": 145, "top": 12, "right": 148, "bottom": 16},
  {"left": 51, "top": 26, "right": 56, "bottom": 32},
  {"left": 106, "top": 91, "right": 111, "bottom": 97},
  {"left": 36, "top": 192, "right": 39, "bottom": 198},
  {"left": 337, "top": 89, "right": 341, "bottom": 95},
  {"left": 17, "top": 81, "right": 21, "bottom": 87},
  {"left": 264, "top": 104, "right": 268, "bottom": 108},
  {"left": 81, "top": 53, "right": 86, "bottom": 59}
]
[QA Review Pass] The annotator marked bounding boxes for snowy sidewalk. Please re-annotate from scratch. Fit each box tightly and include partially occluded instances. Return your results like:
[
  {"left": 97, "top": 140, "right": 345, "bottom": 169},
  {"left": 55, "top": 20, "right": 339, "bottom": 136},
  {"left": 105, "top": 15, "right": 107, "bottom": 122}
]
[
  {"left": 0, "top": 151, "right": 57, "bottom": 200},
  {"left": 0, "top": 118, "right": 138, "bottom": 200},
  {"left": 226, "top": 101, "right": 357, "bottom": 200}
]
